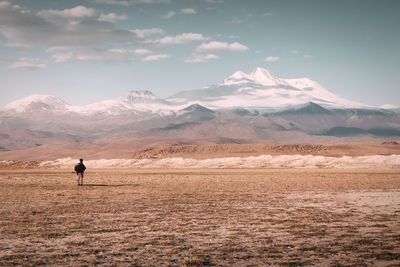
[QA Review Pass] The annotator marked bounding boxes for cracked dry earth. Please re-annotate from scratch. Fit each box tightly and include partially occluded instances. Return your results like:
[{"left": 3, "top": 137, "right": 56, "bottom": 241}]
[{"left": 0, "top": 169, "right": 399, "bottom": 266}]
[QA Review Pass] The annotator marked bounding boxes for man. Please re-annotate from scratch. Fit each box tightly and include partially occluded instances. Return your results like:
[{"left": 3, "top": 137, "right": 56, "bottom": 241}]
[{"left": 74, "top": 158, "right": 86, "bottom": 186}]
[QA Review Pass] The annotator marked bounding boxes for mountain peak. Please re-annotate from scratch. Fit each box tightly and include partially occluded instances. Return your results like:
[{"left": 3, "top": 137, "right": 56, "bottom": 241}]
[
  {"left": 182, "top": 104, "right": 214, "bottom": 113},
  {"left": 4, "top": 94, "right": 69, "bottom": 112},
  {"left": 275, "top": 102, "right": 332, "bottom": 115},
  {"left": 9, "top": 94, "right": 62, "bottom": 103},
  {"left": 177, "top": 104, "right": 216, "bottom": 120},
  {"left": 223, "top": 70, "right": 255, "bottom": 85},
  {"left": 252, "top": 67, "right": 275, "bottom": 76},
  {"left": 126, "top": 90, "right": 159, "bottom": 102},
  {"left": 229, "top": 70, "right": 249, "bottom": 79},
  {"left": 249, "top": 67, "right": 287, "bottom": 86},
  {"left": 222, "top": 67, "right": 287, "bottom": 86}
]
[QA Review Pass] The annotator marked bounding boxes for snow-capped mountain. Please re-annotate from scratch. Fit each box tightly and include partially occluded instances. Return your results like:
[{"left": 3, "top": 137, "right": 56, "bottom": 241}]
[
  {"left": 70, "top": 90, "right": 173, "bottom": 115},
  {"left": 4, "top": 95, "right": 69, "bottom": 113},
  {"left": 4, "top": 90, "right": 174, "bottom": 116},
  {"left": 2, "top": 67, "right": 393, "bottom": 116},
  {"left": 222, "top": 68, "right": 287, "bottom": 86},
  {"left": 126, "top": 90, "right": 159, "bottom": 102},
  {"left": 168, "top": 67, "right": 368, "bottom": 109},
  {"left": 248, "top": 67, "right": 290, "bottom": 87}
]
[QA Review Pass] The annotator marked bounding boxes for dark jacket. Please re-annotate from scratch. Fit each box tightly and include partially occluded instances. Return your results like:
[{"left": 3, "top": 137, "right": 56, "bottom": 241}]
[{"left": 74, "top": 163, "right": 86, "bottom": 173}]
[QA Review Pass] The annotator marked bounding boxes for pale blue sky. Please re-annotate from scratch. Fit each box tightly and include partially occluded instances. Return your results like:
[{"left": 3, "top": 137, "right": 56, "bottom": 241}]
[{"left": 0, "top": 0, "right": 399, "bottom": 107}]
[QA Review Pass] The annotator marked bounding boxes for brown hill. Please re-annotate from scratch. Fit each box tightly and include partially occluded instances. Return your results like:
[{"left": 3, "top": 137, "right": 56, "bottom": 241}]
[{"left": 0, "top": 140, "right": 399, "bottom": 161}]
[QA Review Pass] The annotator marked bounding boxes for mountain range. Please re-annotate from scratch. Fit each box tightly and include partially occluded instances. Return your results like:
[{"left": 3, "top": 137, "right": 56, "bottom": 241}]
[
  {"left": 0, "top": 67, "right": 399, "bottom": 158},
  {"left": 3, "top": 67, "right": 390, "bottom": 115}
]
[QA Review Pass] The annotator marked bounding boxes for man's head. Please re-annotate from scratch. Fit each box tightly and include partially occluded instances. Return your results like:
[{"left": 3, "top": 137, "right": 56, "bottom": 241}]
[{"left": 79, "top": 158, "right": 83, "bottom": 163}]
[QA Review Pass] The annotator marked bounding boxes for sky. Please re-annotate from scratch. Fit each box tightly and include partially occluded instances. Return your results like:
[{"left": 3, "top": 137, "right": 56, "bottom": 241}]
[{"left": 0, "top": 0, "right": 399, "bottom": 107}]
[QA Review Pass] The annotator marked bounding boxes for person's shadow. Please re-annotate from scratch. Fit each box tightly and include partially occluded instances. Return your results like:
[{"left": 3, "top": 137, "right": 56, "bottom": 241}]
[{"left": 82, "top": 183, "right": 140, "bottom": 187}]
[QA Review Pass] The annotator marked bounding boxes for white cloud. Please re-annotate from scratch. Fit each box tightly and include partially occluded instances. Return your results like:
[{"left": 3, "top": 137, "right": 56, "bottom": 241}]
[
  {"left": 162, "top": 8, "right": 197, "bottom": 19},
  {"left": 290, "top": 50, "right": 299, "bottom": 54},
  {"left": 109, "top": 48, "right": 128, "bottom": 53},
  {"left": 180, "top": 8, "right": 197, "bottom": 15},
  {"left": 196, "top": 41, "right": 249, "bottom": 52},
  {"left": 98, "top": 13, "right": 127, "bottom": 23},
  {"left": 0, "top": 4, "right": 138, "bottom": 47},
  {"left": 48, "top": 46, "right": 130, "bottom": 63},
  {"left": 187, "top": 41, "right": 248, "bottom": 63},
  {"left": 185, "top": 53, "right": 219, "bottom": 63},
  {"left": 304, "top": 54, "right": 315, "bottom": 59},
  {"left": 48, "top": 46, "right": 170, "bottom": 63},
  {"left": 37, "top": 6, "right": 96, "bottom": 20},
  {"left": 265, "top": 56, "right": 280, "bottom": 62},
  {"left": 0, "top": 2, "right": 234, "bottom": 66},
  {"left": 7, "top": 58, "right": 47, "bottom": 70},
  {"left": 38, "top": 6, "right": 127, "bottom": 24},
  {"left": 153, "top": 33, "right": 208, "bottom": 46},
  {"left": 0, "top": 1, "right": 11, "bottom": 9},
  {"left": 162, "top": 10, "right": 176, "bottom": 19},
  {"left": 142, "top": 53, "right": 170, "bottom": 61},
  {"left": 3, "top": 42, "right": 31, "bottom": 48},
  {"left": 133, "top": 48, "right": 153, "bottom": 56},
  {"left": 133, "top": 48, "right": 166, "bottom": 61},
  {"left": 130, "top": 28, "right": 164, "bottom": 38}
]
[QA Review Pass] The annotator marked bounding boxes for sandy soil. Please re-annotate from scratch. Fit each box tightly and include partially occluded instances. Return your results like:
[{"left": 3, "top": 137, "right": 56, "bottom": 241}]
[{"left": 0, "top": 169, "right": 399, "bottom": 266}]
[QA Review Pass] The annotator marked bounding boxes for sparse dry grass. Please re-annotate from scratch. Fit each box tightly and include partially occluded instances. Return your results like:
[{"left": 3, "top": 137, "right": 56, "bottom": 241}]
[{"left": 0, "top": 169, "right": 400, "bottom": 266}]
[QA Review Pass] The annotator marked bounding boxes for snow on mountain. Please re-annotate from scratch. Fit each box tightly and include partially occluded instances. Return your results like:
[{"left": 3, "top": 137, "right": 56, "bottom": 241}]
[
  {"left": 4, "top": 90, "right": 175, "bottom": 116},
  {"left": 3, "top": 67, "right": 375, "bottom": 116},
  {"left": 282, "top": 77, "right": 366, "bottom": 108},
  {"left": 126, "top": 90, "right": 159, "bottom": 102},
  {"left": 170, "top": 67, "right": 369, "bottom": 109},
  {"left": 250, "top": 67, "right": 289, "bottom": 86},
  {"left": 121, "top": 90, "right": 175, "bottom": 115},
  {"left": 4, "top": 95, "right": 69, "bottom": 113},
  {"left": 70, "top": 90, "right": 173, "bottom": 115},
  {"left": 222, "top": 68, "right": 288, "bottom": 86},
  {"left": 69, "top": 99, "right": 132, "bottom": 115},
  {"left": 223, "top": 71, "right": 256, "bottom": 85},
  {"left": 380, "top": 104, "right": 399, "bottom": 110}
]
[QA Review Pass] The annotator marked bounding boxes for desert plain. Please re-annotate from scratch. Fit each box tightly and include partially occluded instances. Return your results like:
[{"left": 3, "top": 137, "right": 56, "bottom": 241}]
[{"left": 1, "top": 166, "right": 400, "bottom": 266}]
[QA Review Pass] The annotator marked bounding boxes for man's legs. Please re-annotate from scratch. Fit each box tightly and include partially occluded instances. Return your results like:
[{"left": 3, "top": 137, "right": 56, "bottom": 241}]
[{"left": 77, "top": 172, "right": 83, "bottom": 186}]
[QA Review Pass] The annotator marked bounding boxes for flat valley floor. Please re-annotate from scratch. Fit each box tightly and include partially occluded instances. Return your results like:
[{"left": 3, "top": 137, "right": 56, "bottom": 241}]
[{"left": 0, "top": 169, "right": 399, "bottom": 266}]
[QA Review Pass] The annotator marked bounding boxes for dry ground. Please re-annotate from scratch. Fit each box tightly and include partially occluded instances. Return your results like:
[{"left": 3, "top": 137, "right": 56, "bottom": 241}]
[{"left": 0, "top": 169, "right": 400, "bottom": 266}]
